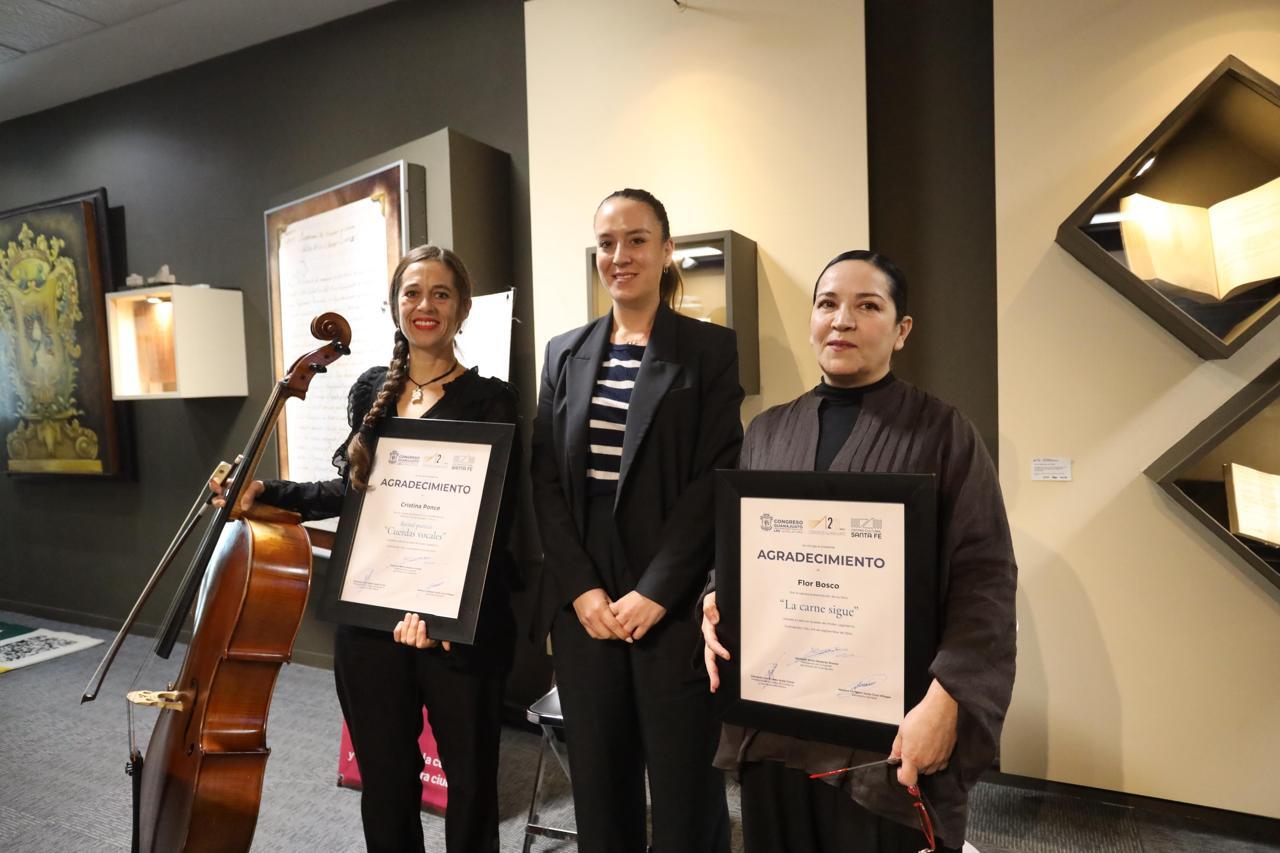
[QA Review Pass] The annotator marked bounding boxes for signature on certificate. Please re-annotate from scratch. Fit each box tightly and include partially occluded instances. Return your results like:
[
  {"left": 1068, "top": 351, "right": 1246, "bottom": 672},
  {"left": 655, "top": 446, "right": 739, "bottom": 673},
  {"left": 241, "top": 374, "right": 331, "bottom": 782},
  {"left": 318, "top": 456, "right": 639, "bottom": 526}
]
[
  {"left": 838, "top": 673, "right": 890, "bottom": 699},
  {"left": 749, "top": 660, "right": 790, "bottom": 686}
]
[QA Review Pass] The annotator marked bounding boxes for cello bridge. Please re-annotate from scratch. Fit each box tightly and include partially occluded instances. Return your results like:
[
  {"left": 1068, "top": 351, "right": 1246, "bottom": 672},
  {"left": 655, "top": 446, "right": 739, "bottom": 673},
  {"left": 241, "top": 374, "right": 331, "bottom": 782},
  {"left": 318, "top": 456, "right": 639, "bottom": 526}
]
[{"left": 127, "top": 689, "right": 187, "bottom": 712}]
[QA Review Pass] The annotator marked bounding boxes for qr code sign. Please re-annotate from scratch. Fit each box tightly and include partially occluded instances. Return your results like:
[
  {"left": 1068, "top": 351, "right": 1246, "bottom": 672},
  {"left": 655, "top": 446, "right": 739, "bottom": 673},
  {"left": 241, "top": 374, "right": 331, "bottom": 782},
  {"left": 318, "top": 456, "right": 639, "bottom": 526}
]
[
  {"left": 0, "top": 633, "right": 77, "bottom": 663},
  {"left": 0, "top": 628, "right": 101, "bottom": 671}
]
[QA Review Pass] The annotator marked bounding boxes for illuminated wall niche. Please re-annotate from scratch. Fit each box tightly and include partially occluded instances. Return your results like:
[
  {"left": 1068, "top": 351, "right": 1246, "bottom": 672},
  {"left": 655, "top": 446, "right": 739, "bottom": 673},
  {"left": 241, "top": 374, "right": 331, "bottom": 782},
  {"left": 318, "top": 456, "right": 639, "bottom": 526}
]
[
  {"left": 1057, "top": 56, "right": 1280, "bottom": 359},
  {"left": 1146, "top": 358, "right": 1280, "bottom": 590}
]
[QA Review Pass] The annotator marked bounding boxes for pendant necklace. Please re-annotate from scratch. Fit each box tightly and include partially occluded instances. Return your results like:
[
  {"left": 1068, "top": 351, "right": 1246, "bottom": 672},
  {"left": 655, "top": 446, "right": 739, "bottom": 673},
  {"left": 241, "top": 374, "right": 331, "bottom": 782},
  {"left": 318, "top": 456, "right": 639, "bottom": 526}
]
[{"left": 407, "top": 361, "right": 458, "bottom": 404}]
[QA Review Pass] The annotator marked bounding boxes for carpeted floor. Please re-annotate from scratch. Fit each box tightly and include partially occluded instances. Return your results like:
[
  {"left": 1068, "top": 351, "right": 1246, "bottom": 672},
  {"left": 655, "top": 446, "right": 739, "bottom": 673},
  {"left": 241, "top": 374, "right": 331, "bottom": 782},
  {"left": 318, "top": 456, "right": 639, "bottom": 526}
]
[
  {"left": 1, "top": 609, "right": 1277, "bottom": 852},
  {"left": 0, "top": 609, "right": 701, "bottom": 853}
]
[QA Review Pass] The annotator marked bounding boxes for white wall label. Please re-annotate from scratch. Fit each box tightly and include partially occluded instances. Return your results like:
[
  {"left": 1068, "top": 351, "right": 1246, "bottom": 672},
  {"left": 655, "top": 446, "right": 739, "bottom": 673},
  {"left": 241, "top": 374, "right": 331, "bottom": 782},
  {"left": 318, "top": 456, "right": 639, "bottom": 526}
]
[{"left": 1031, "top": 457, "right": 1073, "bottom": 481}]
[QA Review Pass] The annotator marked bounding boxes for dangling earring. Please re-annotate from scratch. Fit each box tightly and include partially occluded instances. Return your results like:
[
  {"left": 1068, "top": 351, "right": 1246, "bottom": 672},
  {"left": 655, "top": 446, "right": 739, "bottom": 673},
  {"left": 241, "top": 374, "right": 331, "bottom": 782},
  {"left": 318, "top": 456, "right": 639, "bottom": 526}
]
[{"left": 663, "top": 265, "right": 670, "bottom": 274}]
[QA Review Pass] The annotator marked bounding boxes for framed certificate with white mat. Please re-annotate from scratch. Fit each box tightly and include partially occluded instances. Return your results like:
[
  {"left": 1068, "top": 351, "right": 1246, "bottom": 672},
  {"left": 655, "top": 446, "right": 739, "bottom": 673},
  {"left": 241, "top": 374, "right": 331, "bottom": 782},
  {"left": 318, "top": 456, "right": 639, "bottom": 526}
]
[
  {"left": 713, "top": 469, "right": 938, "bottom": 753},
  {"left": 319, "top": 417, "right": 514, "bottom": 644}
]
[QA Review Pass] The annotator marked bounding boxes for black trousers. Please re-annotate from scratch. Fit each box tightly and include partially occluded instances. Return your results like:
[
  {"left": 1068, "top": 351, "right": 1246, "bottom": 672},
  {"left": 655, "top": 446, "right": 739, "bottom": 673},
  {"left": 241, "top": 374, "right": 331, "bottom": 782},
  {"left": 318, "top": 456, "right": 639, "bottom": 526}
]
[
  {"left": 550, "top": 495, "right": 731, "bottom": 853},
  {"left": 740, "top": 762, "right": 961, "bottom": 853},
  {"left": 334, "top": 624, "right": 505, "bottom": 853}
]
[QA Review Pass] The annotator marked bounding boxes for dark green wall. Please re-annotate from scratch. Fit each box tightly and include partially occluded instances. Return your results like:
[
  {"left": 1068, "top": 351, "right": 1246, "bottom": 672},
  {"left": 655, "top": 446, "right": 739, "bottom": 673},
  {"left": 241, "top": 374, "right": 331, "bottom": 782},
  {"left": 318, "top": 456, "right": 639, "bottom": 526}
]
[
  {"left": 866, "top": 0, "right": 999, "bottom": 457},
  {"left": 0, "top": 0, "right": 542, "bottom": 695}
]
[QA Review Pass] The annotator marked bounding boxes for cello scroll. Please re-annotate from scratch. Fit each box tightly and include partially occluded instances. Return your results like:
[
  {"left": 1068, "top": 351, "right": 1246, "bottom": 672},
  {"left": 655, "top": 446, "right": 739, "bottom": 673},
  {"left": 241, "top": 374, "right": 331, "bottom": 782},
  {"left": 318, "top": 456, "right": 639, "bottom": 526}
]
[{"left": 280, "top": 311, "right": 352, "bottom": 400}]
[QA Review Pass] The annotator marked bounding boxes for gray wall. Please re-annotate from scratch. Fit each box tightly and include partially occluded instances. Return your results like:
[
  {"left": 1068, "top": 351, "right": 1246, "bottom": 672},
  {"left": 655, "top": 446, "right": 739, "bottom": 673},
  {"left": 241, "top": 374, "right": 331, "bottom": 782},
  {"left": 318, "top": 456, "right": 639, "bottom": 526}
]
[{"left": 0, "top": 0, "right": 541, "bottom": 689}]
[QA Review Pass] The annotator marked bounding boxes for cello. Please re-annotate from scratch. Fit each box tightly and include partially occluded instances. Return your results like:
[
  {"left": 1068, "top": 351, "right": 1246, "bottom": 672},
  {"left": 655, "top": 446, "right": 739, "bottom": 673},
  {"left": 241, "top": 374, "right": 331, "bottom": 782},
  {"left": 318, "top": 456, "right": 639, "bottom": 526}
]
[{"left": 83, "top": 312, "right": 352, "bottom": 852}]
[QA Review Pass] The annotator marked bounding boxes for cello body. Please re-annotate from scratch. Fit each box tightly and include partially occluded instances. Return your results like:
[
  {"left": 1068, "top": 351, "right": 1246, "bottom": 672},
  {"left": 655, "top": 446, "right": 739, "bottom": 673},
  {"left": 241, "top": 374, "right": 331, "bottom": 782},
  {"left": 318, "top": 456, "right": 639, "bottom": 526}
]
[
  {"left": 137, "top": 507, "right": 312, "bottom": 852},
  {"left": 81, "top": 312, "right": 351, "bottom": 853},
  {"left": 138, "top": 504, "right": 312, "bottom": 850}
]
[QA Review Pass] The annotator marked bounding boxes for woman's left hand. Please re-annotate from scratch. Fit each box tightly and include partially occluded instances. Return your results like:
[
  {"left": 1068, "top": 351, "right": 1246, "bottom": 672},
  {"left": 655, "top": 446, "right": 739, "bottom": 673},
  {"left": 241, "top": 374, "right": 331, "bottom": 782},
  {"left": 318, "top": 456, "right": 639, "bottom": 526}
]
[
  {"left": 392, "top": 612, "right": 451, "bottom": 651},
  {"left": 890, "top": 678, "right": 958, "bottom": 786},
  {"left": 610, "top": 591, "right": 668, "bottom": 641}
]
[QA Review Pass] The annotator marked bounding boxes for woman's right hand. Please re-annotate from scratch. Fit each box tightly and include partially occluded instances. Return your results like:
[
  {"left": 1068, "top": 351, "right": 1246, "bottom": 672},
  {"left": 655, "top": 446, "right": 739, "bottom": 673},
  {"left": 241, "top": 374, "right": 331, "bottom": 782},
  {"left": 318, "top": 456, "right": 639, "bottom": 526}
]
[
  {"left": 209, "top": 477, "right": 265, "bottom": 511},
  {"left": 573, "top": 587, "right": 633, "bottom": 642},
  {"left": 393, "top": 612, "right": 450, "bottom": 651},
  {"left": 702, "top": 591, "right": 731, "bottom": 692}
]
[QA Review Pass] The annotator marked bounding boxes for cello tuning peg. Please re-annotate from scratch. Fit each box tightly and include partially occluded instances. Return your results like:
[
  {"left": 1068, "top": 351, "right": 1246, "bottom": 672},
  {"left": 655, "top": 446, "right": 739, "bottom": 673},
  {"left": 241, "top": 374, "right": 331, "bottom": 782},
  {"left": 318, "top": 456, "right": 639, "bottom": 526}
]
[
  {"left": 333, "top": 341, "right": 351, "bottom": 355},
  {"left": 309, "top": 363, "right": 328, "bottom": 373}
]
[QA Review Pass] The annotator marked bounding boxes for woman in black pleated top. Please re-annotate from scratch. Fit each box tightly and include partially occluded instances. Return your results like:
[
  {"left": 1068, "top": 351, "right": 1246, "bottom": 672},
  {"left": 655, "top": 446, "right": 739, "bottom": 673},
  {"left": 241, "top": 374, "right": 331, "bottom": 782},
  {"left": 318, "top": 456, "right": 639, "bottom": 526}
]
[{"left": 702, "top": 251, "right": 1017, "bottom": 853}]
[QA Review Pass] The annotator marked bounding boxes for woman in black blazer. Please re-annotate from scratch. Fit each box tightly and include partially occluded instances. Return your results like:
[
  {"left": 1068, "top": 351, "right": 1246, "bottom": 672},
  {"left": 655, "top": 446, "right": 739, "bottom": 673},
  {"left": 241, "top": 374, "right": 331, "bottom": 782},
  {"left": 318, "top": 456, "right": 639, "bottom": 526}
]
[{"left": 532, "top": 188, "right": 743, "bottom": 853}]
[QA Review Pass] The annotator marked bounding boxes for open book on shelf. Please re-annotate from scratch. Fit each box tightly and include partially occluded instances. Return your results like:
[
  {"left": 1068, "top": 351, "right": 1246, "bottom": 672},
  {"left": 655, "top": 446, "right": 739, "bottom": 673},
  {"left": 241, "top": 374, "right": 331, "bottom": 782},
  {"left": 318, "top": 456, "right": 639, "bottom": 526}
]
[
  {"left": 1119, "top": 175, "right": 1280, "bottom": 302},
  {"left": 1224, "top": 462, "right": 1280, "bottom": 549}
]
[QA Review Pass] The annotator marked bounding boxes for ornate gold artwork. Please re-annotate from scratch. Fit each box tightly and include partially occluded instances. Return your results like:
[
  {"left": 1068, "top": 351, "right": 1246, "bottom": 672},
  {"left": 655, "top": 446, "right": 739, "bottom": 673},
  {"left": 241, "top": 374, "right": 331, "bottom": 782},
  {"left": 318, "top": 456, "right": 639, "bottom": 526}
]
[
  {"left": 0, "top": 191, "right": 122, "bottom": 476},
  {"left": 0, "top": 223, "right": 101, "bottom": 472}
]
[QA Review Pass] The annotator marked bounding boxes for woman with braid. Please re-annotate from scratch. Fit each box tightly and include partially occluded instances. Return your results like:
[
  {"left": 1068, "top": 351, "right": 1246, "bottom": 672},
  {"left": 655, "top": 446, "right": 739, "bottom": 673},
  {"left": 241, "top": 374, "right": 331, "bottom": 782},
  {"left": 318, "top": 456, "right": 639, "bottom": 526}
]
[{"left": 213, "top": 244, "right": 519, "bottom": 853}]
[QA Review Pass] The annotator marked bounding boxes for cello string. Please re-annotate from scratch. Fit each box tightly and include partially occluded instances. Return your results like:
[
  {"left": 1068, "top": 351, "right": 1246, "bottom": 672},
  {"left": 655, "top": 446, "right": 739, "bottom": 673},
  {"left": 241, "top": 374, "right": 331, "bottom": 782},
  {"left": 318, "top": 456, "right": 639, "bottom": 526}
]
[{"left": 123, "top": 477, "right": 221, "bottom": 756}]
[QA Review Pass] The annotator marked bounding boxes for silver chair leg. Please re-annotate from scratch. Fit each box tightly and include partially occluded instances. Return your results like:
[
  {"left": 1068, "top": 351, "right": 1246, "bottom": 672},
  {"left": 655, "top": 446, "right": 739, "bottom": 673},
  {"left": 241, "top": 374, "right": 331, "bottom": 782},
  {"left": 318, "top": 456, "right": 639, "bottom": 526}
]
[
  {"left": 523, "top": 721, "right": 578, "bottom": 851},
  {"left": 522, "top": 735, "right": 547, "bottom": 853}
]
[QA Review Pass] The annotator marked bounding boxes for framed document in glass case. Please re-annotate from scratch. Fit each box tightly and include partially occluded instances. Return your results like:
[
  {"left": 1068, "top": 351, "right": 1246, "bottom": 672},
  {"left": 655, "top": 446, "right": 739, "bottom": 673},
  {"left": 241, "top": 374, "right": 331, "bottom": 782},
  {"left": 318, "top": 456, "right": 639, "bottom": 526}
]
[
  {"left": 319, "top": 417, "right": 514, "bottom": 644},
  {"left": 713, "top": 469, "right": 938, "bottom": 753}
]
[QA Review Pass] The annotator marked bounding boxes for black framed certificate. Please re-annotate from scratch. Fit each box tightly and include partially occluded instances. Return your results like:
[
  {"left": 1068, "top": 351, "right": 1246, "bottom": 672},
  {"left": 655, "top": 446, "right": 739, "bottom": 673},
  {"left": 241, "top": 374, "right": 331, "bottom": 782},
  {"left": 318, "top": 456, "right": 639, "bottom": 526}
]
[
  {"left": 714, "top": 470, "right": 938, "bottom": 753},
  {"left": 319, "top": 417, "right": 514, "bottom": 643}
]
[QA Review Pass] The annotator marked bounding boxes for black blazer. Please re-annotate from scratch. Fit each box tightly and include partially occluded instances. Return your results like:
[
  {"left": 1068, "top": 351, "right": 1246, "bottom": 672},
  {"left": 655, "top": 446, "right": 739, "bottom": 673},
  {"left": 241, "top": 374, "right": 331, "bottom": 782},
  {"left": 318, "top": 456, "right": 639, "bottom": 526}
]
[{"left": 531, "top": 304, "right": 744, "bottom": 639}]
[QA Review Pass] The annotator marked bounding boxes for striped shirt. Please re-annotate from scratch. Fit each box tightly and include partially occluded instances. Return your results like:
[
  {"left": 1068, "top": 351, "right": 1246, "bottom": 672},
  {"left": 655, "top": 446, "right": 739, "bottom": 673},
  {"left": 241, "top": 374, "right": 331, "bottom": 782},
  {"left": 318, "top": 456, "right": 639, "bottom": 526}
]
[{"left": 586, "top": 344, "right": 644, "bottom": 495}]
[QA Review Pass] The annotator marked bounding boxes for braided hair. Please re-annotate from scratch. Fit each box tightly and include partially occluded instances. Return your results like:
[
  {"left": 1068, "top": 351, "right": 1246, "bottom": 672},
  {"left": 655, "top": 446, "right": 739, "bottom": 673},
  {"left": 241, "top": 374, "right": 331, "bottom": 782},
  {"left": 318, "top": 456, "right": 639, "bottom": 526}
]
[
  {"left": 599, "top": 188, "right": 683, "bottom": 310},
  {"left": 346, "top": 245, "right": 474, "bottom": 490}
]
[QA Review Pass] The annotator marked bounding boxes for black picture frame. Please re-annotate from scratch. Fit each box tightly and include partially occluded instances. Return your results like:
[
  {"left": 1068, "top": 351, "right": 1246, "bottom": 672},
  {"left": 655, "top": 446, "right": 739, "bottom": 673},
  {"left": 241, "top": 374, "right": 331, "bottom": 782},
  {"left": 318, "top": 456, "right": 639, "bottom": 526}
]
[
  {"left": 318, "top": 417, "right": 514, "bottom": 644},
  {"left": 714, "top": 469, "right": 938, "bottom": 753}
]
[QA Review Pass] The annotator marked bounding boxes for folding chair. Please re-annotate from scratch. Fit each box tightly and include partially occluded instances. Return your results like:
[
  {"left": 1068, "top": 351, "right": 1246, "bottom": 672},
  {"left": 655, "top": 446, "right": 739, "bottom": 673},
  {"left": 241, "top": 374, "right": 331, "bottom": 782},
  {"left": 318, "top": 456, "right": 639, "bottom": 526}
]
[{"left": 523, "top": 685, "right": 577, "bottom": 852}]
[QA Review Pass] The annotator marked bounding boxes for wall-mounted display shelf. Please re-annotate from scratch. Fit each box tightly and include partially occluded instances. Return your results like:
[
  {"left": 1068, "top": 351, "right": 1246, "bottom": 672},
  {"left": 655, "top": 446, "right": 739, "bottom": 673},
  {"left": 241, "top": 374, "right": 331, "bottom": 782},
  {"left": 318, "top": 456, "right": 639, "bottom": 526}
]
[
  {"left": 1057, "top": 55, "right": 1280, "bottom": 359},
  {"left": 585, "top": 229, "right": 759, "bottom": 394},
  {"left": 105, "top": 284, "right": 247, "bottom": 399},
  {"left": 1146, "top": 358, "right": 1280, "bottom": 591}
]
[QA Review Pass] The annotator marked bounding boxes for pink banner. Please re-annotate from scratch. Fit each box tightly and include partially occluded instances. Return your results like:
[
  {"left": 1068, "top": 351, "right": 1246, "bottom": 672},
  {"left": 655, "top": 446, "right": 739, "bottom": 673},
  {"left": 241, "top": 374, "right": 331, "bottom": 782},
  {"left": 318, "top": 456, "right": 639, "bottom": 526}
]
[{"left": 336, "top": 708, "right": 449, "bottom": 813}]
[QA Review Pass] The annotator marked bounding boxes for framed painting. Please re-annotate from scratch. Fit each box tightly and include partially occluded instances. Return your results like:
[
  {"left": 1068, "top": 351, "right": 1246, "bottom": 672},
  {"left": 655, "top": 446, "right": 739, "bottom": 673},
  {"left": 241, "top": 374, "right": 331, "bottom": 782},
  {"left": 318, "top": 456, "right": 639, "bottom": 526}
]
[{"left": 0, "top": 189, "right": 125, "bottom": 476}]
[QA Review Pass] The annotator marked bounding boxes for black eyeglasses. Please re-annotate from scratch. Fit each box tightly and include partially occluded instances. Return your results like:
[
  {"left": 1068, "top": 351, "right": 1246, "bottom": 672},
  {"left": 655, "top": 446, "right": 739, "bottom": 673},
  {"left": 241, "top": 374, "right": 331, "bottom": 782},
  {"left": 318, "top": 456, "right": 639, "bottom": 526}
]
[{"left": 808, "top": 766, "right": 936, "bottom": 852}]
